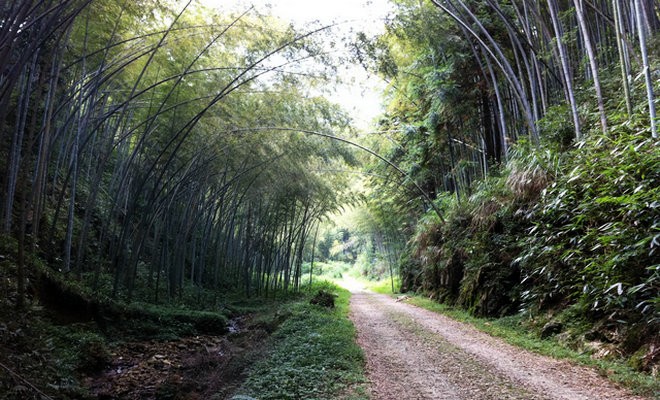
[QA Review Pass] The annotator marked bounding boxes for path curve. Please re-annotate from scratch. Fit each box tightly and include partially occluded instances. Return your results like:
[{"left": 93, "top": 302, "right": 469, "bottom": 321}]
[{"left": 349, "top": 290, "right": 648, "bottom": 400}]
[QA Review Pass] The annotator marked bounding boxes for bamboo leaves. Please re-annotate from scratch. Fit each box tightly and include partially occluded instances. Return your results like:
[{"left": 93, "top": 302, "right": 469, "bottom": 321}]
[{"left": 0, "top": 1, "right": 360, "bottom": 305}]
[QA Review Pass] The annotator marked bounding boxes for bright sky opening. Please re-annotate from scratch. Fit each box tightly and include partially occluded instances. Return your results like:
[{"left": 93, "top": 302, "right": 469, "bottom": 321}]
[{"left": 200, "top": 0, "right": 393, "bottom": 130}]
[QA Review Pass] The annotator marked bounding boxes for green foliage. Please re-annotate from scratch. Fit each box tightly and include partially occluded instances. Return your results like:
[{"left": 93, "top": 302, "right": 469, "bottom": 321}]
[
  {"left": 46, "top": 327, "right": 111, "bottom": 373},
  {"left": 403, "top": 174, "right": 526, "bottom": 316},
  {"left": 1, "top": 0, "right": 361, "bottom": 317},
  {"left": 310, "top": 289, "right": 336, "bottom": 308},
  {"left": 304, "top": 260, "right": 353, "bottom": 281},
  {"left": 108, "top": 303, "right": 229, "bottom": 340},
  {"left": 401, "top": 126, "right": 658, "bottom": 373},
  {"left": 359, "top": 0, "right": 660, "bottom": 385},
  {"left": 235, "top": 282, "right": 366, "bottom": 400},
  {"left": 518, "top": 131, "right": 659, "bottom": 326},
  {"left": 366, "top": 277, "right": 401, "bottom": 294},
  {"left": 537, "top": 105, "right": 576, "bottom": 150},
  {"left": 355, "top": 250, "right": 390, "bottom": 281}
]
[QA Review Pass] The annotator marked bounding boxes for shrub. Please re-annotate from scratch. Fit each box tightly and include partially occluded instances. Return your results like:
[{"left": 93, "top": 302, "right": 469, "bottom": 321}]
[{"left": 518, "top": 132, "right": 659, "bottom": 330}]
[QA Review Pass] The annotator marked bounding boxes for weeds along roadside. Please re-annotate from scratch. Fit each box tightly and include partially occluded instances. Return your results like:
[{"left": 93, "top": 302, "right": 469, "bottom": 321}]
[{"left": 232, "top": 280, "right": 367, "bottom": 400}]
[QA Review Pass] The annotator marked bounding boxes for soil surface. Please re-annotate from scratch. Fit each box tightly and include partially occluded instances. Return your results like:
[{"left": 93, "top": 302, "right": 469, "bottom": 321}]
[
  {"left": 84, "top": 318, "right": 268, "bottom": 400},
  {"left": 349, "top": 289, "right": 649, "bottom": 400}
]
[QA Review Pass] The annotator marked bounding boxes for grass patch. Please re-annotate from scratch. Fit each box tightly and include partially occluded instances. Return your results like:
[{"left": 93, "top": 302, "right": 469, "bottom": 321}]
[
  {"left": 102, "top": 303, "right": 229, "bottom": 341},
  {"left": 405, "top": 295, "right": 659, "bottom": 397},
  {"left": 233, "top": 281, "right": 367, "bottom": 400},
  {"left": 365, "top": 277, "right": 400, "bottom": 294}
]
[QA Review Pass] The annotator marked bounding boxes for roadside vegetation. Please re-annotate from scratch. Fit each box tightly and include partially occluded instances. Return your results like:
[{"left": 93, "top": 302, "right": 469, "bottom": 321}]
[
  {"left": 1, "top": 2, "right": 361, "bottom": 397},
  {"left": 1, "top": 259, "right": 364, "bottom": 400},
  {"left": 344, "top": 0, "right": 659, "bottom": 382},
  {"left": 1, "top": 0, "right": 658, "bottom": 398},
  {"left": 235, "top": 282, "right": 366, "bottom": 400}
]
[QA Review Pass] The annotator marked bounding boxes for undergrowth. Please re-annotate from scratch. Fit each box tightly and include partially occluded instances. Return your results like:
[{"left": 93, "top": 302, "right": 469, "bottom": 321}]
[
  {"left": 233, "top": 281, "right": 367, "bottom": 400},
  {"left": 0, "top": 246, "right": 239, "bottom": 400},
  {"left": 400, "top": 128, "right": 659, "bottom": 376},
  {"left": 367, "top": 277, "right": 400, "bottom": 294}
]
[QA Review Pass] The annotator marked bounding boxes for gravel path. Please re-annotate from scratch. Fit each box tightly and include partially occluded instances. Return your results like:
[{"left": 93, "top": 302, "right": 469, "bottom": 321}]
[{"left": 349, "top": 290, "right": 649, "bottom": 400}]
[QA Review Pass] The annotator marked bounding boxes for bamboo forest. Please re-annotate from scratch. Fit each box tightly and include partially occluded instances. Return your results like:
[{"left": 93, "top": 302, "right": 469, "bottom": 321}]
[{"left": 0, "top": 0, "right": 658, "bottom": 399}]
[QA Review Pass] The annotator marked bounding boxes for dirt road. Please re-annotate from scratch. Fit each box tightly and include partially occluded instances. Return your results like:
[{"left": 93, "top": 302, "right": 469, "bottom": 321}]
[{"left": 349, "top": 290, "right": 649, "bottom": 400}]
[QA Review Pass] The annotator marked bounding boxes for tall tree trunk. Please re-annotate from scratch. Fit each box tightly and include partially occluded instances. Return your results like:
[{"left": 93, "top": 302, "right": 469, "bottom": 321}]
[
  {"left": 3, "top": 62, "right": 31, "bottom": 233},
  {"left": 634, "top": 0, "right": 657, "bottom": 138},
  {"left": 483, "top": 49, "right": 509, "bottom": 159},
  {"left": 432, "top": 0, "right": 540, "bottom": 142},
  {"left": 547, "top": 0, "right": 582, "bottom": 140},
  {"left": 309, "top": 221, "right": 320, "bottom": 286},
  {"left": 574, "top": 0, "right": 608, "bottom": 134},
  {"left": 613, "top": 0, "right": 634, "bottom": 116}
]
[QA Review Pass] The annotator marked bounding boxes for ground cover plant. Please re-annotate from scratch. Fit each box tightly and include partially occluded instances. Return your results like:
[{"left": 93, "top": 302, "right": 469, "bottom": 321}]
[{"left": 235, "top": 282, "right": 367, "bottom": 400}]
